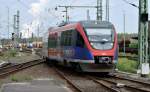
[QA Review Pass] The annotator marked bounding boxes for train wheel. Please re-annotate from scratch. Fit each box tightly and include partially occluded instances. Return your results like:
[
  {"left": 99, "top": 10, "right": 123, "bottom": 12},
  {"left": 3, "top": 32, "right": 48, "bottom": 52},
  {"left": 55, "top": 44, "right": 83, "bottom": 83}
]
[
  {"left": 76, "top": 64, "right": 82, "bottom": 72},
  {"left": 70, "top": 62, "right": 82, "bottom": 72},
  {"left": 70, "top": 62, "right": 77, "bottom": 69},
  {"left": 45, "top": 57, "right": 53, "bottom": 67},
  {"left": 63, "top": 60, "right": 68, "bottom": 66},
  {"left": 109, "top": 65, "right": 116, "bottom": 75}
]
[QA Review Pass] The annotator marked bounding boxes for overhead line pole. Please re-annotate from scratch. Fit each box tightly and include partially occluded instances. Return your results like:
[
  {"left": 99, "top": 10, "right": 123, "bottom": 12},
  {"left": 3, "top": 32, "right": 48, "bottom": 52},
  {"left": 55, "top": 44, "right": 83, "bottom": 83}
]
[
  {"left": 123, "top": 11, "right": 126, "bottom": 56},
  {"left": 16, "top": 10, "right": 20, "bottom": 43},
  {"left": 7, "top": 7, "right": 10, "bottom": 40},
  {"left": 97, "top": 0, "right": 103, "bottom": 21},
  {"left": 138, "top": 0, "right": 149, "bottom": 76},
  {"left": 106, "top": 0, "right": 109, "bottom": 21},
  {"left": 58, "top": 0, "right": 104, "bottom": 21},
  {"left": 58, "top": 0, "right": 104, "bottom": 22},
  {"left": 13, "top": 15, "right": 17, "bottom": 49},
  {"left": 58, "top": 5, "right": 97, "bottom": 22}
]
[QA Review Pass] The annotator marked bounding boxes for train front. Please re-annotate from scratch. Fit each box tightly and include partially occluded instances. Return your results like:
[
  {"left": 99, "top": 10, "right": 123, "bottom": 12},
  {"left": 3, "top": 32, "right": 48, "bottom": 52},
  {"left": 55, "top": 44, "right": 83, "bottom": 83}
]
[{"left": 79, "top": 21, "right": 118, "bottom": 73}]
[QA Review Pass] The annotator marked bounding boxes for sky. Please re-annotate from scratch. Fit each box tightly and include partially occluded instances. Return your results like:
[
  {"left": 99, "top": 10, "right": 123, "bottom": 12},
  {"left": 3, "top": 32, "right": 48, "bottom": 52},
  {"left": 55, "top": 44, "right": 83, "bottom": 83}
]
[{"left": 0, "top": 0, "right": 149, "bottom": 38}]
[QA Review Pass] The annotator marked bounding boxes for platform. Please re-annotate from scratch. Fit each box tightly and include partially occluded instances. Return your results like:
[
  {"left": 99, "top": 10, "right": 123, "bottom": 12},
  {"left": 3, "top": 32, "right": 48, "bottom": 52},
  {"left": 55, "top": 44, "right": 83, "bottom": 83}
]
[{"left": 1, "top": 78, "right": 72, "bottom": 92}]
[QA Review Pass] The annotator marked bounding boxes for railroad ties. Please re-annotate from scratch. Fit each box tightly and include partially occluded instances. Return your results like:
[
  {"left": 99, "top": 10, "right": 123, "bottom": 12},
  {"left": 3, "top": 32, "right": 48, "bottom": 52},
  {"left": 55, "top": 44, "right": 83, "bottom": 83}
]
[
  {"left": 0, "top": 59, "right": 44, "bottom": 78},
  {"left": 53, "top": 66, "right": 150, "bottom": 92}
]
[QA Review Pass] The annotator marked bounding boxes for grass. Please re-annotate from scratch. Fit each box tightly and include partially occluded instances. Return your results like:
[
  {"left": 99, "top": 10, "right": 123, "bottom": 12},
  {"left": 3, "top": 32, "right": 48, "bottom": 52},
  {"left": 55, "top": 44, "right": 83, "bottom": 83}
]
[
  {"left": 117, "top": 58, "right": 138, "bottom": 73},
  {"left": 119, "top": 52, "right": 137, "bottom": 57},
  {"left": 0, "top": 49, "right": 18, "bottom": 60},
  {"left": 9, "top": 49, "right": 17, "bottom": 57},
  {"left": 10, "top": 75, "right": 32, "bottom": 82}
]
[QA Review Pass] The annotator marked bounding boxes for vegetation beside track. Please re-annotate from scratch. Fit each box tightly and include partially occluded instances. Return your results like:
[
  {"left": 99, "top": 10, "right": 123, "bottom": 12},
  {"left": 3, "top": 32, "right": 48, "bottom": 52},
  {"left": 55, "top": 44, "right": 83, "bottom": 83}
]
[
  {"left": 117, "top": 57, "right": 138, "bottom": 73},
  {"left": 0, "top": 49, "right": 38, "bottom": 63},
  {"left": 0, "top": 49, "right": 17, "bottom": 60},
  {"left": 10, "top": 75, "right": 33, "bottom": 82},
  {"left": 119, "top": 52, "right": 137, "bottom": 57}
]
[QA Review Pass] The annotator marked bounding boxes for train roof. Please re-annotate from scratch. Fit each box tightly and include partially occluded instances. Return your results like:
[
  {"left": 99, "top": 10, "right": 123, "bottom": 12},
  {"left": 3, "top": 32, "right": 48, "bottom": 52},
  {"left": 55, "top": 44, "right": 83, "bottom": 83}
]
[
  {"left": 80, "top": 20, "right": 113, "bottom": 28},
  {"left": 58, "top": 20, "right": 113, "bottom": 28}
]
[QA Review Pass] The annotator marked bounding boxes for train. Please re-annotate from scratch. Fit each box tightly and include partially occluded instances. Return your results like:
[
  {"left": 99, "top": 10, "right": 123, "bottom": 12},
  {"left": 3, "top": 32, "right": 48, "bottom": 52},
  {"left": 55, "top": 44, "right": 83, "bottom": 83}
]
[{"left": 43, "top": 20, "right": 118, "bottom": 73}]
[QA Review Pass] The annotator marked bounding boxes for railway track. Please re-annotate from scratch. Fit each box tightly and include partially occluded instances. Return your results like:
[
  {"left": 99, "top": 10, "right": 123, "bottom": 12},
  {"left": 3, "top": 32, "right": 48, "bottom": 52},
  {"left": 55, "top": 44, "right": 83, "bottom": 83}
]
[
  {"left": 21, "top": 48, "right": 42, "bottom": 57},
  {"left": 113, "top": 73, "right": 150, "bottom": 85},
  {"left": 53, "top": 66, "right": 150, "bottom": 92},
  {"left": 88, "top": 76, "right": 150, "bottom": 92},
  {"left": 107, "top": 74, "right": 150, "bottom": 92},
  {"left": 54, "top": 67, "right": 119, "bottom": 92},
  {"left": 87, "top": 73, "right": 150, "bottom": 92},
  {"left": 0, "top": 59, "right": 44, "bottom": 78}
]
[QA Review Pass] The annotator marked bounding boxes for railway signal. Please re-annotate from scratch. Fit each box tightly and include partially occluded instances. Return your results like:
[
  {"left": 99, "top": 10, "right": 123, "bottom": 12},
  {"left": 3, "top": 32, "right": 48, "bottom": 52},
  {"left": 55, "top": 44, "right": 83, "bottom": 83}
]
[{"left": 12, "top": 33, "right": 15, "bottom": 41}]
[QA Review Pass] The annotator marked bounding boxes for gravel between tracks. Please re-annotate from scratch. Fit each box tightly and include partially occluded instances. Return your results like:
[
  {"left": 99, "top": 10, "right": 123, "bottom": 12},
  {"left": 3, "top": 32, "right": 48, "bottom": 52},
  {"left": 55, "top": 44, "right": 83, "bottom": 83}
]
[
  {"left": 55, "top": 67, "right": 114, "bottom": 92},
  {"left": 0, "top": 64, "right": 65, "bottom": 86}
]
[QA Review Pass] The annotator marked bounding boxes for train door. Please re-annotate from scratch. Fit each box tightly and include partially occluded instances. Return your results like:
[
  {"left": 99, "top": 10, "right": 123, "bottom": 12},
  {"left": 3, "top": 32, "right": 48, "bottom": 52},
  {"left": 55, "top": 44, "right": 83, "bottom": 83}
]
[{"left": 76, "top": 31, "right": 85, "bottom": 48}]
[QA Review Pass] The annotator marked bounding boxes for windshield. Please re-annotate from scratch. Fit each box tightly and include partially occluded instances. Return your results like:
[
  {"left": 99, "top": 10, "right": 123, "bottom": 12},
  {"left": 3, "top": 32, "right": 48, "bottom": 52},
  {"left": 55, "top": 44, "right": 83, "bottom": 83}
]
[{"left": 85, "top": 28, "right": 114, "bottom": 50}]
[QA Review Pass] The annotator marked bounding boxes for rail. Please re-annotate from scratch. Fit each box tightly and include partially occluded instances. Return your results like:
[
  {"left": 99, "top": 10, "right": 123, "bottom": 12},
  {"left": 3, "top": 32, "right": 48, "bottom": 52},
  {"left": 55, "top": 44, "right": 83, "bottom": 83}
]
[
  {"left": 54, "top": 67, "right": 83, "bottom": 92},
  {"left": 87, "top": 74, "right": 150, "bottom": 92},
  {"left": 53, "top": 66, "right": 150, "bottom": 92},
  {"left": 0, "top": 59, "right": 44, "bottom": 78},
  {"left": 54, "top": 67, "right": 120, "bottom": 92}
]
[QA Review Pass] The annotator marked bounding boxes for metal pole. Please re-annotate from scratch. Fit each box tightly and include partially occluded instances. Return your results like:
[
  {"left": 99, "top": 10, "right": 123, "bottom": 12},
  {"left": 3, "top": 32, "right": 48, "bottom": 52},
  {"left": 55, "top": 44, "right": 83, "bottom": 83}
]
[
  {"left": 13, "top": 15, "right": 17, "bottom": 49},
  {"left": 58, "top": 5, "right": 98, "bottom": 21},
  {"left": 65, "top": 7, "right": 68, "bottom": 22},
  {"left": 138, "top": 0, "right": 149, "bottom": 76},
  {"left": 27, "top": 28, "right": 29, "bottom": 46},
  {"left": 7, "top": 7, "right": 10, "bottom": 40},
  {"left": 106, "top": 0, "right": 109, "bottom": 21},
  {"left": 13, "top": 15, "right": 16, "bottom": 33},
  {"left": 97, "top": 0, "right": 102, "bottom": 21},
  {"left": 38, "top": 24, "right": 39, "bottom": 40},
  {"left": 123, "top": 11, "right": 126, "bottom": 56},
  {"left": 148, "top": 21, "right": 150, "bottom": 63},
  {"left": 16, "top": 10, "right": 20, "bottom": 43},
  {"left": 87, "top": 9, "right": 90, "bottom": 20},
  {"left": 36, "top": 24, "right": 40, "bottom": 47}
]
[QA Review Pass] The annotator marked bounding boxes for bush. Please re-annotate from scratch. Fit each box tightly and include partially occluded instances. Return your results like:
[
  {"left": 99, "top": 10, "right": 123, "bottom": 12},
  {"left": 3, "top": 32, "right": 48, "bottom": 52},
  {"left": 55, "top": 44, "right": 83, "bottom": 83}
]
[
  {"left": 129, "top": 43, "right": 138, "bottom": 48},
  {"left": 0, "top": 52, "right": 4, "bottom": 56},
  {"left": 117, "top": 58, "right": 138, "bottom": 73},
  {"left": 9, "top": 49, "right": 17, "bottom": 57}
]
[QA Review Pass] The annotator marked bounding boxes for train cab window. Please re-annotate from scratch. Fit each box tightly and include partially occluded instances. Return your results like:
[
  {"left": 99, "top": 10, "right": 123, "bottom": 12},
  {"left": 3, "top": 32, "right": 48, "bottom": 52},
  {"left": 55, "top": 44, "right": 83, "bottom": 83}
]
[
  {"left": 76, "top": 32, "right": 84, "bottom": 47},
  {"left": 111, "top": 30, "right": 115, "bottom": 42}
]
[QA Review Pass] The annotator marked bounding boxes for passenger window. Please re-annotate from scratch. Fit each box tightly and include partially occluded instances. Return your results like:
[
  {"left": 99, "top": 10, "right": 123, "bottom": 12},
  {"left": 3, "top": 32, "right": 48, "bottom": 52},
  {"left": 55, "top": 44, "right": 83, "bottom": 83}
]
[
  {"left": 61, "top": 30, "right": 73, "bottom": 46},
  {"left": 48, "top": 33, "right": 57, "bottom": 48}
]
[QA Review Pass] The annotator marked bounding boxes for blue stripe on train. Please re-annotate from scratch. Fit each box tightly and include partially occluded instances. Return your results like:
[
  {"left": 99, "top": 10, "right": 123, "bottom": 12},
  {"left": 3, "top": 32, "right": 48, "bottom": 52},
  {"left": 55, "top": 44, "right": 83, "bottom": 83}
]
[{"left": 62, "top": 46, "right": 94, "bottom": 60}]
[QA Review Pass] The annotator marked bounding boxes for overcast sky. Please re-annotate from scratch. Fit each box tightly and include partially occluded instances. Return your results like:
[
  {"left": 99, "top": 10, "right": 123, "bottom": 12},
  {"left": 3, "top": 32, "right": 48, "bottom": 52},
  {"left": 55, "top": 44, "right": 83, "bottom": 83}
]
[{"left": 0, "top": 0, "right": 149, "bottom": 38}]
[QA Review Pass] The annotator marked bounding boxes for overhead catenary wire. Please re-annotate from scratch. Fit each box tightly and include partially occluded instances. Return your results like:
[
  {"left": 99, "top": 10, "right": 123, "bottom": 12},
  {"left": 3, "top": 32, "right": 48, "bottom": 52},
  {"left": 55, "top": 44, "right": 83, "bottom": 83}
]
[
  {"left": 17, "top": 0, "right": 29, "bottom": 9},
  {"left": 121, "top": 0, "right": 138, "bottom": 8}
]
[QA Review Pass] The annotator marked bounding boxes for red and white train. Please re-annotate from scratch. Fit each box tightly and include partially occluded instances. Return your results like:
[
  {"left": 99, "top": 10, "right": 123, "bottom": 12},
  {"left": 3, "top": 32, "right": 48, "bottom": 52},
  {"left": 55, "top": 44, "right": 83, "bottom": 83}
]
[{"left": 43, "top": 20, "right": 118, "bottom": 73}]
